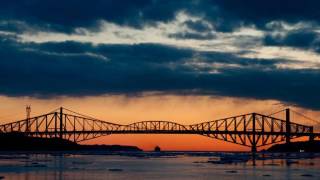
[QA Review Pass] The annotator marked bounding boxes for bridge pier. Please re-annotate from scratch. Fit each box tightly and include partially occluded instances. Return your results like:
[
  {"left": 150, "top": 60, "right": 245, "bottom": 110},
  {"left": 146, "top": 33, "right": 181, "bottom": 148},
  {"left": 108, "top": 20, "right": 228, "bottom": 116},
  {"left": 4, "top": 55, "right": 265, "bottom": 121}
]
[
  {"left": 251, "top": 145, "right": 257, "bottom": 153},
  {"left": 285, "top": 108, "right": 291, "bottom": 144},
  {"left": 309, "top": 126, "right": 314, "bottom": 141}
]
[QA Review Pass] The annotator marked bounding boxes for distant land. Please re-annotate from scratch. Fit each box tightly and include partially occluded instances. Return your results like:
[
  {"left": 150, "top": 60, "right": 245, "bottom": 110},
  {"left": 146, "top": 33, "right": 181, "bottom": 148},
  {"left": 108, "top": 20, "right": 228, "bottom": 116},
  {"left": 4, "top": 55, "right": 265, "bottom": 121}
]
[
  {"left": 0, "top": 133, "right": 142, "bottom": 152},
  {"left": 267, "top": 141, "right": 320, "bottom": 152},
  {"left": 2, "top": 133, "right": 320, "bottom": 153}
]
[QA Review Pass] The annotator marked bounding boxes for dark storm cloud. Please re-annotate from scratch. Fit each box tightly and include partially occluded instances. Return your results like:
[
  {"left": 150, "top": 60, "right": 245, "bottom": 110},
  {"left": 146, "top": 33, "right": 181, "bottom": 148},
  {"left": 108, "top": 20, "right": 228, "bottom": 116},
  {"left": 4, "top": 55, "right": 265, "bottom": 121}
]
[
  {"left": 184, "top": 20, "right": 212, "bottom": 33},
  {"left": 0, "top": 0, "right": 194, "bottom": 33},
  {"left": 0, "top": 35, "right": 319, "bottom": 109},
  {"left": 0, "top": 0, "right": 320, "bottom": 109},
  {"left": 264, "top": 30, "right": 320, "bottom": 52},
  {"left": 212, "top": 0, "right": 320, "bottom": 29},
  {"left": 1, "top": 0, "right": 320, "bottom": 33},
  {"left": 33, "top": 41, "right": 193, "bottom": 63},
  {"left": 168, "top": 32, "right": 216, "bottom": 40}
]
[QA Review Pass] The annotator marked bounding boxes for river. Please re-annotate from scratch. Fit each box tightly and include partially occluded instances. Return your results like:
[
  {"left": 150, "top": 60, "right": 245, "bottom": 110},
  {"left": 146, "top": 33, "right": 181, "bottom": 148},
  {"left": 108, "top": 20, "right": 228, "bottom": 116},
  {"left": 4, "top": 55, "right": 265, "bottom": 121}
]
[{"left": 0, "top": 152, "right": 319, "bottom": 180}]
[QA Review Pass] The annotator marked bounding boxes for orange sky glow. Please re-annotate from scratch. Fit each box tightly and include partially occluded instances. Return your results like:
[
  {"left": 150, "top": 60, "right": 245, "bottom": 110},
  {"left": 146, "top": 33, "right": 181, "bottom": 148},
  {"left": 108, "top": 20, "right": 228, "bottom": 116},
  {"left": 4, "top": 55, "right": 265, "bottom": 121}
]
[{"left": 0, "top": 95, "right": 319, "bottom": 151}]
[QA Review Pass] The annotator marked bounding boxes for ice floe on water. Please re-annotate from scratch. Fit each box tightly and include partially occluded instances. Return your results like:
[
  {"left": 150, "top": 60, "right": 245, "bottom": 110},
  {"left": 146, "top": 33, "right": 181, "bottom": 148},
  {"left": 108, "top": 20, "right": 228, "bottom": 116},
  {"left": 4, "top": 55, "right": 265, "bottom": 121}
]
[
  {"left": 108, "top": 168, "right": 123, "bottom": 172},
  {"left": 0, "top": 152, "right": 319, "bottom": 179}
]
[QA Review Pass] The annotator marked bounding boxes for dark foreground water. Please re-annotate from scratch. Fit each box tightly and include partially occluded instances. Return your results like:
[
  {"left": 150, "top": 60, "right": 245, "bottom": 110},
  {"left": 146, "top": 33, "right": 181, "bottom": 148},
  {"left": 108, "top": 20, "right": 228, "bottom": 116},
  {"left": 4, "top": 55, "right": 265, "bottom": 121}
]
[{"left": 0, "top": 152, "right": 319, "bottom": 180}]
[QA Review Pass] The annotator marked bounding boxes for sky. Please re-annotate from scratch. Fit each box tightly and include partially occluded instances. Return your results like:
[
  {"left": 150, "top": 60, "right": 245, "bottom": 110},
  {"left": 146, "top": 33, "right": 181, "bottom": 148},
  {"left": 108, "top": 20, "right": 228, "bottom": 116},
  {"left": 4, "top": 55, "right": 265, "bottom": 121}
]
[{"left": 0, "top": 0, "right": 320, "bottom": 151}]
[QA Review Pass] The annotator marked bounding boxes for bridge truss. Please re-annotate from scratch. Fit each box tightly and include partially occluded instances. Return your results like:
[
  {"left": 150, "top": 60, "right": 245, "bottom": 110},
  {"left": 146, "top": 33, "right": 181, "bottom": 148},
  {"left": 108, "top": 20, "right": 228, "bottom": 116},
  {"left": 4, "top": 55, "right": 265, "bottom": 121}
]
[{"left": 0, "top": 107, "right": 317, "bottom": 151}]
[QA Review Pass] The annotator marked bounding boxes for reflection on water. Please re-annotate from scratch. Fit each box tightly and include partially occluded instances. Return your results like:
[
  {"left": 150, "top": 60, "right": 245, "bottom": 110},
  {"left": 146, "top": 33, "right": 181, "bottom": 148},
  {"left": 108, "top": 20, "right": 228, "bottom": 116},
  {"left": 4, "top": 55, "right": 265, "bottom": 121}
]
[{"left": 0, "top": 152, "right": 319, "bottom": 180}]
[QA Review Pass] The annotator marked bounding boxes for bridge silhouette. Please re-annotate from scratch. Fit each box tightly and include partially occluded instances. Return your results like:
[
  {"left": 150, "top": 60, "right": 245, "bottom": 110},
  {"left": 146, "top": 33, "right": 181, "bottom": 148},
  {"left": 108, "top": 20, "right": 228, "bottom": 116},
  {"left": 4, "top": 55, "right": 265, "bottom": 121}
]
[{"left": 0, "top": 107, "right": 319, "bottom": 152}]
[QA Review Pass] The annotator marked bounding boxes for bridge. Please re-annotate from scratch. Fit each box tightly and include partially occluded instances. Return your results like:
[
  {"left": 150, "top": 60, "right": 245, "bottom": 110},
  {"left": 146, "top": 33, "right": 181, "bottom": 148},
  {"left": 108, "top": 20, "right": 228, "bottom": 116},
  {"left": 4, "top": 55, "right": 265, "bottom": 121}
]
[{"left": 0, "top": 107, "right": 319, "bottom": 152}]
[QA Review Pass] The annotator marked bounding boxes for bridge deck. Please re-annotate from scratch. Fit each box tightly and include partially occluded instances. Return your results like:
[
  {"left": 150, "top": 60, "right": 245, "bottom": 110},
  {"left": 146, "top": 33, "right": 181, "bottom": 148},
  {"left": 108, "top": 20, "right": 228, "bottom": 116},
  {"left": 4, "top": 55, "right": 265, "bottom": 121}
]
[{"left": 0, "top": 107, "right": 319, "bottom": 151}]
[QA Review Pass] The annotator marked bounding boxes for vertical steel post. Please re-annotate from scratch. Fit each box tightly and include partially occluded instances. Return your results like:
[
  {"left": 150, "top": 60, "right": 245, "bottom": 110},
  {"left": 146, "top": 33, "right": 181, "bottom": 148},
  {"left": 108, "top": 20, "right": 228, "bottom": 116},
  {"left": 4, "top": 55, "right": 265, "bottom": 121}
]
[
  {"left": 54, "top": 112, "right": 57, "bottom": 138},
  {"left": 60, "top": 107, "right": 63, "bottom": 139},
  {"left": 309, "top": 126, "right": 314, "bottom": 141},
  {"left": 261, "top": 116, "right": 265, "bottom": 146},
  {"left": 243, "top": 115, "right": 246, "bottom": 132},
  {"left": 251, "top": 113, "right": 257, "bottom": 153},
  {"left": 26, "top": 120, "right": 29, "bottom": 132},
  {"left": 225, "top": 120, "right": 227, "bottom": 132},
  {"left": 25, "top": 105, "right": 31, "bottom": 132},
  {"left": 36, "top": 117, "right": 39, "bottom": 133},
  {"left": 74, "top": 117, "right": 76, "bottom": 142},
  {"left": 285, "top": 108, "right": 291, "bottom": 144}
]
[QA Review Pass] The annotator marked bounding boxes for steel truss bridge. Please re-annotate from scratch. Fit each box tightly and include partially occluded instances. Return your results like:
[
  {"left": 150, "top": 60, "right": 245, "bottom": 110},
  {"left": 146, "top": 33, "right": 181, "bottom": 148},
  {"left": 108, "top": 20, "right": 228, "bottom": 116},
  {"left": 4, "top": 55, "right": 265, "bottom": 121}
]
[{"left": 0, "top": 107, "right": 319, "bottom": 152}]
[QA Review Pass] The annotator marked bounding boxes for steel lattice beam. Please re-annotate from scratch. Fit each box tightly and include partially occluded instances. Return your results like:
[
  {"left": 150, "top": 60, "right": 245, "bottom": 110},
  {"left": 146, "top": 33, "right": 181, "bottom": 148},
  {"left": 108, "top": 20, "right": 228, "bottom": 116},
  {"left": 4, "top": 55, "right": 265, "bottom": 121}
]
[{"left": 0, "top": 107, "right": 318, "bottom": 151}]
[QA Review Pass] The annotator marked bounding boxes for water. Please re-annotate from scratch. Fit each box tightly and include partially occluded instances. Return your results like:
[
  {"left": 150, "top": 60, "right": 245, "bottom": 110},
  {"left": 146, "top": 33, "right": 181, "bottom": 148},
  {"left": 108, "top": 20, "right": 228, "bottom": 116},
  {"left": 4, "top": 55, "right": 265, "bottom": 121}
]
[{"left": 0, "top": 152, "right": 319, "bottom": 180}]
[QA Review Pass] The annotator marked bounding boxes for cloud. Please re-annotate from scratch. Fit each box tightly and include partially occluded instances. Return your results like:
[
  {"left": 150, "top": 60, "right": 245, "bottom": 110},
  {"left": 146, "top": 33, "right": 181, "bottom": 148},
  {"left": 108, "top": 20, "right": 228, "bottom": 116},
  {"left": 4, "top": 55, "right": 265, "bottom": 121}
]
[
  {"left": 211, "top": 0, "right": 320, "bottom": 30},
  {"left": 168, "top": 32, "right": 216, "bottom": 40},
  {"left": 0, "top": 1, "right": 320, "bottom": 110},
  {"left": 0, "top": 34, "right": 319, "bottom": 109},
  {"left": 0, "top": 0, "right": 194, "bottom": 33},
  {"left": 264, "top": 29, "right": 320, "bottom": 52},
  {"left": 1, "top": 0, "right": 320, "bottom": 34}
]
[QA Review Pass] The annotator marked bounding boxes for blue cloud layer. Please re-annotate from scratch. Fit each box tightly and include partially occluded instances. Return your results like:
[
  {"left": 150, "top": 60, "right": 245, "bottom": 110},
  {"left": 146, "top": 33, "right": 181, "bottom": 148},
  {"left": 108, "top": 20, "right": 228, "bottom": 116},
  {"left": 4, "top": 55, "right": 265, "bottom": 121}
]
[
  {"left": 0, "top": 0, "right": 320, "bottom": 109},
  {"left": 0, "top": 35, "right": 319, "bottom": 109}
]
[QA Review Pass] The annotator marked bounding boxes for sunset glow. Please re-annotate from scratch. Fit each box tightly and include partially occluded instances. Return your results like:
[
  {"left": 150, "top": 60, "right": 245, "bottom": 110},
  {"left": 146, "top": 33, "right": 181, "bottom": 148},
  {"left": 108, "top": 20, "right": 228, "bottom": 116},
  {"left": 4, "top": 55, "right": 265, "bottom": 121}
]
[
  {"left": 0, "top": 95, "right": 318, "bottom": 151},
  {"left": 1, "top": 0, "right": 320, "bottom": 152}
]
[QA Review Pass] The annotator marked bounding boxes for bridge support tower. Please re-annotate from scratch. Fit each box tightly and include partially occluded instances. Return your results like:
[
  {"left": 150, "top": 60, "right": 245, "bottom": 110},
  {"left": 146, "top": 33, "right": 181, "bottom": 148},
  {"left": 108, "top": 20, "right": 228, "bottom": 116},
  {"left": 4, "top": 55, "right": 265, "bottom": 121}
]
[
  {"left": 286, "top": 108, "right": 291, "bottom": 144},
  {"left": 251, "top": 113, "right": 257, "bottom": 153},
  {"left": 60, "top": 107, "right": 63, "bottom": 139},
  {"left": 309, "top": 126, "right": 314, "bottom": 142}
]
